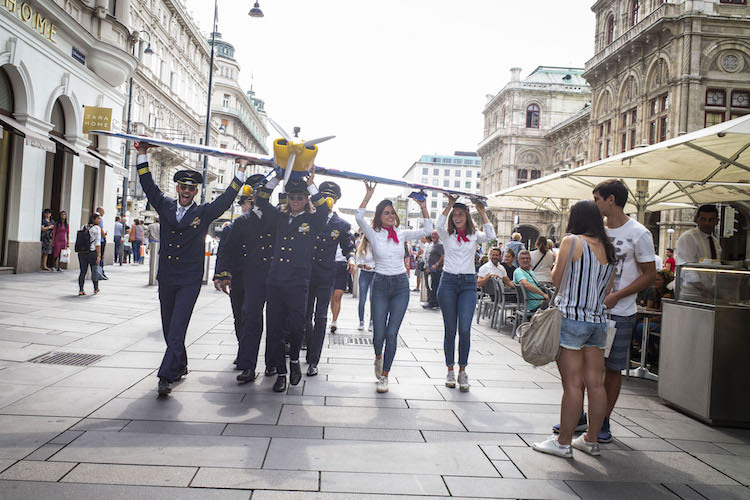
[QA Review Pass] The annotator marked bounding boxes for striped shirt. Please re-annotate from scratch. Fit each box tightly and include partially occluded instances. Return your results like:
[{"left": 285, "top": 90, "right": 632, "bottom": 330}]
[{"left": 555, "top": 237, "right": 614, "bottom": 324}]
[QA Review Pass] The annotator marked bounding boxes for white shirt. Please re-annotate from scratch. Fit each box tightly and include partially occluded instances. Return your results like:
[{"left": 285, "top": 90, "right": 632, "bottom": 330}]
[
  {"left": 422, "top": 241, "right": 433, "bottom": 265},
  {"left": 530, "top": 249, "right": 556, "bottom": 283},
  {"left": 478, "top": 260, "right": 507, "bottom": 279},
  {"left": 435, "top": 214, "right": 495, "bottom": 275},
  {"left": 87, "top": 225, "right": 102, "bottom": 252},
  {"left": 176, "top": 202, "right": 195, "bottom": 222},
  {"left": 357, "top": 247, "right": 376, "bottom": 271},
  {"left": 607, "top": 218, "right": 656, "bottom": 317},
  {"left": 676, "top": 227, "right": 722, "bottom": 266},
  {"left": 654, "top": 254, "right": 663, "bottom": 270},
  {"left": 356, "top": 208, "right": 432, "bottom": 276}
]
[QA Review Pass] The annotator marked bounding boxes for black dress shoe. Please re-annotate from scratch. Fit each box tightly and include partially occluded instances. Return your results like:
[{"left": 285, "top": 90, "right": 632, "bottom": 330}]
[
  {"left": 272, "top": 375, "right": 287, "bottom": 392},
  {"left": 233, "top": 358, "right": 238, "bottom": 365},
  {"left": 306, "top": 364, "right": 318, "bottom": 376},
  {"left": 174, "top": 367, "right": 188, "bottom": 381},
  {"left": 237, "top": 369, "right": 256, "bottom": 383},
  {"left": 289, "top": 362, "right": 302, "bottom": 385},
  {"left": 264, "top": 367, "right": 277, "bottom": 376},
  {"left": 157, "top": 378, "right": 171, "bottom": 396}
]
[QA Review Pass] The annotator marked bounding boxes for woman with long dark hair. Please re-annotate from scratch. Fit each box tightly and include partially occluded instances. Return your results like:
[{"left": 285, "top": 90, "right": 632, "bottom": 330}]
[
  {"left": 533, "top": 200, "right": 615, "bottom": 459},
  {"left": 40, "top": 209, "right": 55, "bottom": 271},
  {"left": 530, "top": 235, "right": 556, "bottom": 285},
  {"left": 52, "top": 211, "right": 69, "bottom": 272},
  {"left": 435, "top": 195, "right": 494, "bottom": 391},
  {"left": 357, "top": 182, "right": 431, "bottom": 393}
]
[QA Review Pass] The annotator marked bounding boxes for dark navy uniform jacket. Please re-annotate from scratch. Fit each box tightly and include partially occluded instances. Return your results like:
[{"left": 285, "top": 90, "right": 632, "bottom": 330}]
[
  {"left": 311, "top": 212, "right": 355, "bottom": 286},
  {"left": 256, "top": 183, "right": 330, "bottom": 287},
  {"left": 137, "top": 158, "right": 243, "bottom": 286},
  {"left": 213, "top": 209, "right": 275, "bottom": 282}
]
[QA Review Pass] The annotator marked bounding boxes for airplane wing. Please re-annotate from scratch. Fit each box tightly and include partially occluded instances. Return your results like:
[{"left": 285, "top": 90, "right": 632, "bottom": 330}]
[
  {"left": 315, "top": 166, "right": 487, "bottom": 201},
  {"left": 89, "top": 130, "right": 275, "bottom": 166}
]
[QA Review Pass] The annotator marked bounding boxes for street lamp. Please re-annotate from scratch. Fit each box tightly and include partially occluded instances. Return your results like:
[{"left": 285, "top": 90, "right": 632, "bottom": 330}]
[
  {"left": 120, "top": 30, "right": 153, "bottom": 266},
  {"left": 201, "top": 1, "right": 264, "bottom": 204}
]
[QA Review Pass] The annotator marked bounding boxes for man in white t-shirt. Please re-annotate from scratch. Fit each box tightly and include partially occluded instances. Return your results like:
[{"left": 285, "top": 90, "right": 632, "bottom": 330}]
[
  {"left": 477, "top": 247, "right": 514, "bottom": 291},
  {"left": 593, "top": 179, "right": 656, "bottom": 442}
]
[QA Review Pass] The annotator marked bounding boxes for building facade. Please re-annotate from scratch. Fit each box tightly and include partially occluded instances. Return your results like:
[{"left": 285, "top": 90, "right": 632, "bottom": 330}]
[
  {"left": 477, "top": 67, "right": 591, "bottom": 246},
  {"left": 0, "top": 0, "right": 135, "bottom": 273},
  {"left": 402, "top": 152, "right": 482, "bottom": 227}
]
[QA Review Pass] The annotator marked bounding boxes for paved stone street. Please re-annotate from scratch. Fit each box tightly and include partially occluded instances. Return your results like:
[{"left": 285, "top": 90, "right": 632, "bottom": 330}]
[{"left": 0, "top": 261, "right": 748, "bottom": 499}]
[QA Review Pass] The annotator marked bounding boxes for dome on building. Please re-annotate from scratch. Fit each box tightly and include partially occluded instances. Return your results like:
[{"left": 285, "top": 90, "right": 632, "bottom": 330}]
[{"left": 208, "top": 32, "right": 235, "bottom": 60}]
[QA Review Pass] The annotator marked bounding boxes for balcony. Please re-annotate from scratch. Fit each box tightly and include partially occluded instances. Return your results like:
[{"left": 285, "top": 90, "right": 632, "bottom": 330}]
[
  {"left": 585, "top": 3, "right": 679, "bottom": 75},
  {"left": 212, "top": 105, "right": 269, "bottom": 155}
]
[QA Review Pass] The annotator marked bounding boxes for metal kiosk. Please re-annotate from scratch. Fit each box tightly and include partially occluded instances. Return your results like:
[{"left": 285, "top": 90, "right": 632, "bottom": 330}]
[{"left": 659, "top": 264, "right": 750, "bottom": 427}]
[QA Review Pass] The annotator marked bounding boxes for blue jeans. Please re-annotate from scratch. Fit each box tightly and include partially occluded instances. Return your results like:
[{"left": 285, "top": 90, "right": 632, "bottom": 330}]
[
  {"left": 132, "top": 240, "right": 142, "bottom": 264},
  {"left": 371, "top": 272, "right": 410, "bottom": 372},
  {"left": 358, "top": 270, "right": 375, "bottom": 323},
  {"left": 437, "top": 273, "right": 477, "bottom": 367}
]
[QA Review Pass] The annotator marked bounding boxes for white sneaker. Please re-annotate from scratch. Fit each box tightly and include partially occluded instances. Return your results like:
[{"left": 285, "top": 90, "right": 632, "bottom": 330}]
[
  {"left": 376, "top": 375, "right": 389, "bottom": 393},
  {"left": 330, "top": 321, "right": 337, "bottom": 333},
  {"left": 458, "top": 371, "right": 470, "bottom": 392},
  {"left": 358, "top": 321, "right": 364, "bottom": 331},
  {"left": 572, "top": 434, "right": 601, "bottom": 456},
  {"left": 368, "top": 320, "right": 373, "bottom": 332},
  {"left": 532, "top": 435, "right": 573, "bottom": 458},
  {"left": 445, "top": 370, "right": 456, "bottom": 388},
  {"left": 374, "top": 357, "right": 383, "bottom": 379}
]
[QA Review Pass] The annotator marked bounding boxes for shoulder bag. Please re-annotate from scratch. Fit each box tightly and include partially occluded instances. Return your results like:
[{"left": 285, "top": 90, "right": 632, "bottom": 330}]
[{"left": 517, "top": 236, "right": 578, "bottom": 366}]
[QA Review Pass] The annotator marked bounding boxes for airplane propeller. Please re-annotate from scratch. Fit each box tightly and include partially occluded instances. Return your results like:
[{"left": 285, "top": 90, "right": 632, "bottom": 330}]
[
  {"left": 267, "top": 117, "right": 292, "bottom": 142},
  {"left": 267, "top": 117, "right": 335, "bottom": 187},
  {"left": 303, "top": 136, "right": 336, "bottom": 148}
]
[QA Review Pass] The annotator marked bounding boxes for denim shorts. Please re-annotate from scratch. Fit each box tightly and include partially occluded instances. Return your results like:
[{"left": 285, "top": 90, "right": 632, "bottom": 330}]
[
  {"left": 559, "top": 317, "right": 607, "bottom": 350},
  {"left": 605, "top": 314, "right": 636, "bottom": 371}
]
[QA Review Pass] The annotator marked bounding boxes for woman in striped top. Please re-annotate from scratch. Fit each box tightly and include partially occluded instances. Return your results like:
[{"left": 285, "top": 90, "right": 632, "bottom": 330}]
[{"left": 533, "top": 200, "right": 615, "bottom": 459}]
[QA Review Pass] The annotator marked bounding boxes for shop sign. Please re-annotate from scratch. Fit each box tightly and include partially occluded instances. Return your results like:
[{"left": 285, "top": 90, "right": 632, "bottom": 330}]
[
  {"left": 72, "top": 47, "right": 85, "bottom": 65},
  {"left": 82, "top": 106, "right": 112, "bottom": 134},
  {"left": 2, "top": 0, "right": 58, "bottom": 43}
]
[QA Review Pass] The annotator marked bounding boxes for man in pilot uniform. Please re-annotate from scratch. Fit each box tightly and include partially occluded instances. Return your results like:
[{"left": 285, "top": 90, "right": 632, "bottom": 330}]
[
  {"left": 135, "top": 142, "right": 247, "bottom": 396},
  {"left": 304, "top": 181, "right": 356, "bottom": 376}
]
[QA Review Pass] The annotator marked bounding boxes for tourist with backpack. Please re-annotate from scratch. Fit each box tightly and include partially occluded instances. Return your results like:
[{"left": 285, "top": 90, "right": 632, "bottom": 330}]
[{"left": 76, "top": 213, "right": 102, "bottom": 296}]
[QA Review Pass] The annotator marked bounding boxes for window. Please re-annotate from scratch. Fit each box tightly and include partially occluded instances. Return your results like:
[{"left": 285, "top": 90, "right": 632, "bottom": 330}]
[
  {"left": 222, "top": 94, "right": 230, "bottom": 107},
  {"left": 433, "top": 168, "right": 439, "bottom": 175},
  {"left": 431, "top": 200, "right": 437, "bottom": 208},
  {"left": 466, "top": 171, "right": 472, "bottom": 177},
  {"left": 454, "top": 180, "right": 460, "bottom": 188},
  {"left": 705, "top": 88, "right": 750, "bottom": 125},
  {"left": 621, "top": 107, "right": 637, "bottom": 151},
  {"left": 719, "top": 0, "right": 747, "bottom": 4},
  {"left": 422, "top": 167, "right": 428, "bottom": 175},
  {"left": 454, "top": 160, "right": 461, "bottom": 165},
  {"left": 526, "top": 104, "right": 540, "bottom": 128},
  {"left": 706, "top": 89, "right": 726, "bottom": 107},
  {"left": 443, "top": 179, "right": 449, "bottom": 187},
  {"left": 649, "top": 94, "right": 668, "bottom": 144},
  {"left": 631, "top": 0, "right": 640, "bottom": 27},
  {"left": 606, "top": 15, "right": 615, "bottom": 45},
  {"left": 731, "top": 90, "right": 750, "bottom": 108},
  {"left": 431, "top": 179, "right": 439, "bottom": 186},
  {"left": 443, "top": 159, "right": 452, "bottom": 164},
  {"left": 444, "top": 169, "right": 450, "bottom": 175},
  {"left": 517, "top": 168, "right": 541, "bottom": 185},
  {"left": 432, "top": 157, "right": 439, "bottom": 162},
  {"left": 455, "top": 170, "right": 461, "bottom": 176},
  {"left": 598, "top": 119, "right": 612, "bottom": 159},
  {"left": 431, "top": 211, "right": 437, "bottom": 219},
  {"left": 465, "top": 182, "right": 471, "bottom": 189}
]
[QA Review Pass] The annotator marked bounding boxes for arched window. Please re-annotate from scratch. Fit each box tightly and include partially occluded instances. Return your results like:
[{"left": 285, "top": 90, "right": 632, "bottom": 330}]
[
  {"left": 517, "top": 168, "right": 541, "bottom": 185},
  {"left": 630, "top": 0, "right": 640, "bottom": 27},
  {"left": 0, "top": 68, "right": 13, "bottom": 114},
  {"left": 526, "top": 104, "right": 540, "bottom": 128},
  {"left": 606, "top": 15, "right": 615, "bottom": 44},
  {"left": 50, "top": 99, "right": 65, "bottom": 136}
]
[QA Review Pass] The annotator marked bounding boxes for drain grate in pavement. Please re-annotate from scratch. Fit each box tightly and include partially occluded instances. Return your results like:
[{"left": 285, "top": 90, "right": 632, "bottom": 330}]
[
  {"left": 330, "top": 335, "right": 405, "bottom": 347},
  {"left": 28, "top": 351, "right": 105, "bottom": 366}
]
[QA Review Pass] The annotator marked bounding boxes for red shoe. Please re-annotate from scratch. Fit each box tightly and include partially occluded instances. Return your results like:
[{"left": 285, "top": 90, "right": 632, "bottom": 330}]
[{"left": 78, "top": 291, "right": 86, "bottom": 296}]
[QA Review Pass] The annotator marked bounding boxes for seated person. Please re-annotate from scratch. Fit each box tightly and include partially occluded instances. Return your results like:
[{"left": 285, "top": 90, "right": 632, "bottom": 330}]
[
  {"left": 637, "top": 269, "right": 674, "bottom": 335},
  {"left": 477, "top": 247, "right": 516, "bottom": 301},
  {"left": 513, "top": 250, "right": 549, "bottom": 313},
  {"left": 501, "top": 247, "right": 517, "bottom": 279}
]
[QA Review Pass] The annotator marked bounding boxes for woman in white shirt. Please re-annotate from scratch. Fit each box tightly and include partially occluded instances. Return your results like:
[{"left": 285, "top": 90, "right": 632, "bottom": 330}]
[
  {"left": 357, "top": 182, "right": 432, "bottom": 393},
  {"left": 435, "top": 196, "right": 495, "bottom": 391},
  {"left": 356, "top": 237, "right": 376, "bottom": 331},
  {"left": 530, "top": 236, "right": 556, "bottom": 285}
]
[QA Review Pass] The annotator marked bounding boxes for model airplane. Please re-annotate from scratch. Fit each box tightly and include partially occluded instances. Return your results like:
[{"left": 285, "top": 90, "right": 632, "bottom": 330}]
[{"left": 90, "top": 120, "right": 487, "bottom": 204}]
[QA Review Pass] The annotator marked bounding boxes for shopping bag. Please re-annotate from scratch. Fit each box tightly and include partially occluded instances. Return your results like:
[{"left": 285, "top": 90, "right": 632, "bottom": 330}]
[{"left": 60, "top": 249, "right": 70, "bottom": 264}]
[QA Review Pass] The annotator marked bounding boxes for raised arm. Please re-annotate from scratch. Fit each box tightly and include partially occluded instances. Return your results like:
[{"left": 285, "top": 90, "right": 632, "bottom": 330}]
[
  {"left": 135, "top": 142, "right": 168, "bottom": 214},
  {"left": 401, "top": 196, "right": 432, "bottom": 241},
  {"left": 474, "top": 203, "right": 496, "bottom": 244},
  {"left": 255, "top": 175, "right": 281, "bottom": 223},
  {"left": 356, "top": 182, "right": 378, "bottom": 242},
  {"left": 204, "top": 160, "right": 247, "bottom": 222}
]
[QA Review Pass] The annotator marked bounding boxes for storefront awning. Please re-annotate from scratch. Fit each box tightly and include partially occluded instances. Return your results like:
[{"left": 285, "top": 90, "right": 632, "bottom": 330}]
[
  {"left": 86, "top": 149, "right": 114, "bottom": 168},
  {"left": 49, "top": 136, "right": 100, "bottom": 168},
  {"left": 0, "top": 114, "right": 55, "bottom": 153}
]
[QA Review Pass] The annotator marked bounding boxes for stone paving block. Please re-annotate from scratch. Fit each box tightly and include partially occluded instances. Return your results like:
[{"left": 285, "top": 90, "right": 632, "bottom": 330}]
[
  {"left": 715, "top": 443, "right": 750, "bottom": 456},
  {"left": 61, "top": 463, "right": 197, "bottom": 487},
  {"left": 437, "top": 386, "right": 563, "bottom": 405},
  {"left": 117, "top": 388, "right": 244, "bottom": 402},
  {"left": 667, "top": 439, "right": 734, "bottom": 455},
  {"left": 23, "top": 444, "right": 64, "bottom": 461},
  {"left": 682, "top": 483, "right": 750, "bottom": 500},
  {"left": 487, "top": 402, "right": 561, "bottom": 414},
  {"left": 493, "top": 460, "right": 524, "bottom": 478},
  {"left": 0, "top": 460, "right": 76, "bottom": 482},
  {"left": 302, "top": 380, "right": 444, "bottom": 400},
  {"left": 627, "top": 416, "right": 750, "bottom": 444},
  {"left": 505, "top": 447, "right": 739, "bottom": 484},
  {"left": 0, "top": 363, "right": 84, "bottom": 386},
  {"left": 320, "top": 471, "right": 448, "bottom": 495},
  {"left": 616, "top": 437, "right": 682, "bottom": 451},
  {"left": 694, "top": 453, "right": 750, "bottom": 485},
  {"left": 662, "top": 483, "right": 711, "bottom": 500},
  {"left": 69, "top": 418, "right": 130, "bottom": 432},
  {"left": 51, "top": 430, "right": 269, "bottom": 468},
  {"left": 480, "top": 445, "right": 509, "bottom": 460},
  {"left": 1, "top": 386, "right": 121, "bottom": 418},
  {"left": 264, "top": 438, "right": 497, "bottom": 476},
  {"left": 191, "top": 468, "right": 318, "bottom": 491},
  {"left": 565, "top": 480, "right": 681, "bottom": 499},
  {"left": 49, "top": 430, "right": 84, "bottom": 445},
  {"left": 52, "top": 367, "right": 152, "bottom": 390},
  {"left": 278, "top": 405, "right": 464, "bottom": 431},
  {"left": 0, "top": 480, "right": 252, "bottom": 499},
  {"left": 223, "top": 423, "right": 323, "bottom": 439},
  {"left": 406, "top": 400, "right": 492, "bottom": 411},
  {"left": 325, "top": 397, "right": 408, "bottom": 408},
  {"left": 0, "top": 415, "right": 79, "bottom": 459},
  {"left": 422, "top": 430, "right": 527, "bottom": 446},
  {"left": 121, "top": 420, "right": 226, "bottom": 436},
  {"left": 93, "top": 351, "right": 163, "bottom": 369},
  {"left": 0, "top": 461, "right": 14, "bottom": 473},
  {"left": 324, "top": 426, "right": 424, "bottom": 443},
  {"left": 444, "top": 476, "right": 579, "bottom": 499},
  {"left": 0, "top": 383, "right": 43, "bottom": 410}
]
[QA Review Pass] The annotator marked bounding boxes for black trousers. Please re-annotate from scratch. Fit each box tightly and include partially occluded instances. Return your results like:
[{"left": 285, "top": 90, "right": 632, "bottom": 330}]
[
  {"left": 305, "top": 280, "right": 334, "bottom": 365},
  {"left": 229, "top": 272, "right": 245, "bottom": 345},
  {"left": 236, "top": 280, "right": 271, "bottom": 371},
  {"left": 266, "top": 283, "right": 308, "bottom": 375},
  {"left": 100, "top": 240, "right": 106, "bottom": 273},
  {"left": 157, "top": 284, "right": 201, "bottom": 382}
]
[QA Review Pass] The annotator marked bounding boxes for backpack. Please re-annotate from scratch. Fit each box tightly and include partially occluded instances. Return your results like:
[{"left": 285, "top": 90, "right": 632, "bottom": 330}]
[{"left": 75, "top": 225, "right": 91, "bottom": 253}]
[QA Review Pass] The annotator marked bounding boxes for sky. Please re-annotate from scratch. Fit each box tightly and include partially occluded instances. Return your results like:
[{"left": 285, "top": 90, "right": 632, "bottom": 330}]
[{"left": 183, "top": 0, "right": 596, "bottom": 213}]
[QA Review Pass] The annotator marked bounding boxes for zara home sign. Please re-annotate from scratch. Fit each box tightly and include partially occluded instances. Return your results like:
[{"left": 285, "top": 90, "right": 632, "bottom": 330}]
[{"left": 2, "top": 0, "right": 58, "bottom": 43}]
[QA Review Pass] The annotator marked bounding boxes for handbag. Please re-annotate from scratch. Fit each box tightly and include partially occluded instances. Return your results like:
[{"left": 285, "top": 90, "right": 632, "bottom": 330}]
[
  {"left": 60, "top": 248, "right": 70, "bottom": 264},
  {"left": 128, "top": 228, "right": 136, "bottom": 243},
  {"left": 517, "top": 236, "right": 578, "bottom": 366}
]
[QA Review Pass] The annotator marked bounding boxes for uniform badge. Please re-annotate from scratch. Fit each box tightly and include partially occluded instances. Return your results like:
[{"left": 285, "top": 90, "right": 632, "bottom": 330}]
[
  {"left": 299, "top": 223, "right": 310, "bottom": 234},
  {"left": 331, "top": 229, "right": 340, "bottom": 239},
  {"left": 190, "top": 217, "right": 201, "bottom": 228}
]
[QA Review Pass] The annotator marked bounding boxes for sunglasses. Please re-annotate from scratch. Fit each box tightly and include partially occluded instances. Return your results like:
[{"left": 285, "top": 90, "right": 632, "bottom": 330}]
[
  {"left": 287, "top": 193, "right": 307, "bottom": 201},
  {"left": 178, "top": 184, "right": 198, "bottom": 192}
]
